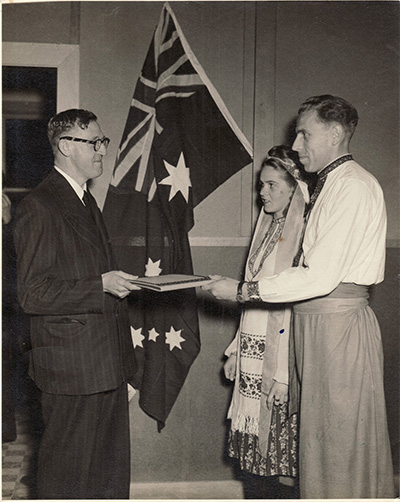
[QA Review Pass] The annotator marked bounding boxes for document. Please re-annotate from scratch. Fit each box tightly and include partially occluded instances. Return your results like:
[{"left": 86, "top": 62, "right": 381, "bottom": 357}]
[{"left": 130, "top": 274, "right": 213, "bottom": 292}]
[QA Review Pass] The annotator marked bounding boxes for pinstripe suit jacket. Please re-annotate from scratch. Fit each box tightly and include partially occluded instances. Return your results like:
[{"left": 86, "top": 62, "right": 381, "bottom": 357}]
[{"left": 13, "top": 169, "right": 137, "bottom": 395}]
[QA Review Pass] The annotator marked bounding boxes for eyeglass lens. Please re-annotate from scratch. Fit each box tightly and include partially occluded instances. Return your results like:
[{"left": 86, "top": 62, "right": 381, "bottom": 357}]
[{"left": 94, "top": 138, "right": 110, "bottom": 151}]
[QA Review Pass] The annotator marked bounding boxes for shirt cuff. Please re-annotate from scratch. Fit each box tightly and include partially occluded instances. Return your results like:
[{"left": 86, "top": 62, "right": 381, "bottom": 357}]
[
  {"left": 273, "top": 372, "right": 289, "bottom": 385},
  {"left": 244, "top": 281, "right": 262, "bottom": 301}
]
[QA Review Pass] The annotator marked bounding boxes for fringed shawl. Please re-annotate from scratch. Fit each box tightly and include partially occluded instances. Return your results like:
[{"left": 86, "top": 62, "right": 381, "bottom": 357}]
[{"left": 227, "top": 183, "right": 306, "bottom": 458}]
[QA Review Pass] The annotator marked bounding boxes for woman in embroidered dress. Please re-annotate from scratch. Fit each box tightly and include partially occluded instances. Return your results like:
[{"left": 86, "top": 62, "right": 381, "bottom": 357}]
[{"left": 223, "top": 146, "right": 309, "bottom": 498}]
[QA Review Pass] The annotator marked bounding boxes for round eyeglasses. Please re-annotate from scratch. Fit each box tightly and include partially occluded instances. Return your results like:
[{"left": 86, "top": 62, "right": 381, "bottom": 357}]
[{"left": 59, "top": 136, "right": 110, "bottom": 152}]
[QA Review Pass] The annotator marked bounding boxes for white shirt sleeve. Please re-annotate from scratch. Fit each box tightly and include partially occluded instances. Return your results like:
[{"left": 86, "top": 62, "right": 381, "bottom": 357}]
[{"left": 258, "top": 177, "right": 381, "bottom": 302}]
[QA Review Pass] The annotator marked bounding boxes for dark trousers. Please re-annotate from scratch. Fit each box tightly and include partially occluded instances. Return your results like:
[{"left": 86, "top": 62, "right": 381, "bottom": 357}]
[
  {"left": 38, "top": 383, "right": 130, "bottom": 499},
  {"left": 2, "top": 333, "right": 17, "bottom": 442}
]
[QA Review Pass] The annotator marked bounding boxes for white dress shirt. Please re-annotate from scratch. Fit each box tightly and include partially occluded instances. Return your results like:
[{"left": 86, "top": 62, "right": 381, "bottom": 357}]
[
  {"left": 54, "top": 165, "right": 87, "bottom": 204},
  {"left": 258, "top": 160, "right": 387, "bottom": 302}
]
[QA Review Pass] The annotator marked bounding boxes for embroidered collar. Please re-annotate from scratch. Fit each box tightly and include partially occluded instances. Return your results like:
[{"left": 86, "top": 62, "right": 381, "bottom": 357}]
[{"left": 318, "top": 154, "right": 353, "bottom": 179}]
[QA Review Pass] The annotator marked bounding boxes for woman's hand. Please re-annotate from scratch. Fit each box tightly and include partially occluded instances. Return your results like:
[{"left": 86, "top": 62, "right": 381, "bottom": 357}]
[
  {"left": 224, "top": 354, "right": 237, "bottom": 381},
  {"left": 266, "top": 381, "right": 288, "bottom": 410}
]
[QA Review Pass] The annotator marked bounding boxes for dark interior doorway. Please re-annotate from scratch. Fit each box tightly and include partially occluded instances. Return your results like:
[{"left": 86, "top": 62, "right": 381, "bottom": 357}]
[{"left": 2, "top": 66, "right": 57, "bottom": 202}]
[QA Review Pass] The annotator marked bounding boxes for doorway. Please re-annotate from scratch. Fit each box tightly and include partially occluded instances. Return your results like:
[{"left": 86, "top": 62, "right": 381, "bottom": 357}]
[{"left": 3, "top": 66, "right": 57, "bottom": 199}]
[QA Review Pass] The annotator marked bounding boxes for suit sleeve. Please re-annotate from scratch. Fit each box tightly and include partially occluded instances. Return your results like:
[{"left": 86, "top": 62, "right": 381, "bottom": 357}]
[{"left": 13, "top": 196, "right": 105, "bottom": 315}]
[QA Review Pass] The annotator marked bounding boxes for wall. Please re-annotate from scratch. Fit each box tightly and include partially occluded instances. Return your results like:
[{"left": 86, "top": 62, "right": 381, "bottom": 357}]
[
  {"left": 3, "top": 0, "right": 399, "bottom": 484},
  {"left": 2, "top": 2, "right": 77, "bottom": 44},
  {"left": 271, "top": 1, "right": 399, "bottom": 245}
]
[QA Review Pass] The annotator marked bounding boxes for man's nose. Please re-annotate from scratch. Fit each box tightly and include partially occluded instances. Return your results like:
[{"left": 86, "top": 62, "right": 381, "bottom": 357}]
[
  {"left": 98, "top": 143, "right": 107, "bottom": 156},
  {"left": 292, "top": 135, "right": 301, "bottom": 152}
]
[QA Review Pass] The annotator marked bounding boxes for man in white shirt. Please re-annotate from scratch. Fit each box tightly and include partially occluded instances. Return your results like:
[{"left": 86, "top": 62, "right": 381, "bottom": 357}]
[{"left": 204, "top": 95, "right": 395, "bottom": 499}]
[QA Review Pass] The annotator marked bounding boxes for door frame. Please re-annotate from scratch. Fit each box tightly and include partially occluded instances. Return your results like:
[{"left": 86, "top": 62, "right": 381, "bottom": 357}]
[
  {"left": 3, "top": 42, "right": 79, "bottom": 112},
  {"left": 2, "top": 43, "right": 79, "bottom": 193}
]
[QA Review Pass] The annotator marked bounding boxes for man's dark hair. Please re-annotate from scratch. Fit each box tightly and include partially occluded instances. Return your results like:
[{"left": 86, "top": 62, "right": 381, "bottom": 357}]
[
  {"left": 47, "top": 109, "right": 97, "bottom": 148},
  {"left": 298, "top": 95, "right": 358, "bottom": 139}
]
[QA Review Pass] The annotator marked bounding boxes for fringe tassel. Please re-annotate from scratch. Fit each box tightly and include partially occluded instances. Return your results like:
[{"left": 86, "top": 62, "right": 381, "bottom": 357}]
[{"left": 230, "top": 413, "right": 259, "bottom": 435}]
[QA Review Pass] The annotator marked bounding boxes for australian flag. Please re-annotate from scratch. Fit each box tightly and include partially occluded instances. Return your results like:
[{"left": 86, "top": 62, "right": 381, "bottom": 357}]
[{"left": 103, "top": 2, "right": 252, "bottom": 430}]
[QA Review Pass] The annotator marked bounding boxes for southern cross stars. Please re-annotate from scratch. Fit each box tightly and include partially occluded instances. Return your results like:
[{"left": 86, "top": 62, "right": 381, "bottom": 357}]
[
  {"left": 130, "top": 326, "right": 185, "bottom": 351},
  {"left": 159, "top": 152, "right": 192, "bottom": 203},
  {"left": 130, "top": 326, "right": 145, "bottom": 348},
  {"left": 148, "top": 328, "right": 160, "bottom": 342},
  {"left": 165, "top": 327, "right": 185, "bottom": 351}
]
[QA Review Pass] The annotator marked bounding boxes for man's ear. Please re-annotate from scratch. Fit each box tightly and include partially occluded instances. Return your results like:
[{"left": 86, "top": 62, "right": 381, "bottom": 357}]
[
  {"left": 330, "top": 123, "right": 345, "bottom": 146},
  {"left": 57, "top": 138, "right": 71, "bottom": 157}
]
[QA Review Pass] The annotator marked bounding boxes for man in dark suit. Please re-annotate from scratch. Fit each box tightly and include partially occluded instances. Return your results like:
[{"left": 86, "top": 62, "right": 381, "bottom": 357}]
[{"left": 13, "top": 109, "right": 140, "bottom": 499}]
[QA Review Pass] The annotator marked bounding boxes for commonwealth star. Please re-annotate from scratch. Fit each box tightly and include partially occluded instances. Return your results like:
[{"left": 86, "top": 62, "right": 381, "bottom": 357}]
[{"left": 159, "top": 152, "right": 192, "bottom": 203}]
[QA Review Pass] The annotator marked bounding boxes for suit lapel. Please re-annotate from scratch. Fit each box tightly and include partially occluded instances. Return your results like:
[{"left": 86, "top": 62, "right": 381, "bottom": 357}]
[{"left": 48, "top": 171, "right": 109, "bottom": 262}]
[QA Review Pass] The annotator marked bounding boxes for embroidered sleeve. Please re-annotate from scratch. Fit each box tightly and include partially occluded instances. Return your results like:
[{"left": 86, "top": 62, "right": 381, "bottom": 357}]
[{"left": 246, "top": 281, "right": 262, "bottom": 301}]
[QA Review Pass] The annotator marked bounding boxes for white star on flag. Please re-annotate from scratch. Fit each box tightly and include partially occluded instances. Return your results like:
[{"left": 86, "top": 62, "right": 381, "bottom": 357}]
[
  {"left": 159, "top": 152, "right": 192, "bottom": 203},
  {"left": 145, "top": 257, "right": 162, "bottom": 277},
  {"left": 165, "top": 326, "right": 185, "bottom": 351},
  {"left": 148, "top": 328, "right": 160, "bottom": 342},
  {"left": 131, "top": 326, "right": 145, "bottom": 348}
]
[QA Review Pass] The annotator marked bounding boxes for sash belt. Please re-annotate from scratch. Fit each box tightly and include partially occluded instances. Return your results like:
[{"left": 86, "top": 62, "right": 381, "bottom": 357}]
[{"left": 294, "top": 283, "right": 369, "bottom": 314}]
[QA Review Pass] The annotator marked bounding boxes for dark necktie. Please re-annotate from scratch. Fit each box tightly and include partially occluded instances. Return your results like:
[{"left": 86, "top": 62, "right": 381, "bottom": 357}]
[
  {"left": 83, "top": 189, "right": 99, "bottom": 222},
  {"left": 292, "top": 154, "right": 353, "bottom": 266},
  {"left": 83, "top": 189, "right": 114, "bottom": 267}
]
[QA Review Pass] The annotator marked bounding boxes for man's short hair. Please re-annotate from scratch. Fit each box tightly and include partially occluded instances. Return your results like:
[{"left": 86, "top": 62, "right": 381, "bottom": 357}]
[
  {"left": 298, "top": 95, "right": 358, "bottom": 139},
  {"left": 47, "top": 109, "right": 98, "bottom": 148}
]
